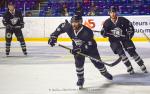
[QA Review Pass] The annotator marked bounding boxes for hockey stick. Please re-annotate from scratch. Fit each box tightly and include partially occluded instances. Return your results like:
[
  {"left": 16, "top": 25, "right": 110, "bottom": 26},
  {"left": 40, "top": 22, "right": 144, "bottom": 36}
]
[
  {"left": 0, "top": 26, "right": 21, "bottom": 29},
  {"left": 57, "top": 43, "right": 122, "bottom": 67},
  {"left": 94, "top": 30, "right": 150, "bottom": 42},
  {"left": 142, "top": 32, "right": 150, "bottom": 42},
  {"left": 93, "top": 30, "right": 125, "bottom": 37},
  {"left": 0, "top": 27, "right": 6, "bottom": 29}
]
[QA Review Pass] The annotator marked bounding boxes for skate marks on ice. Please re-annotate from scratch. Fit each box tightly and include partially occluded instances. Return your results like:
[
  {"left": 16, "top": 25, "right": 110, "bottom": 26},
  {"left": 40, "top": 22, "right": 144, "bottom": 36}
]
[
  {"left": 113, "top": 73, "right": 150, "bottom": 86},
  {"left": 48, "top": 81, "right": 131, "bottom": 94},
  {"left": 49, "top": 73, "right": 150, "bottom": 94}
]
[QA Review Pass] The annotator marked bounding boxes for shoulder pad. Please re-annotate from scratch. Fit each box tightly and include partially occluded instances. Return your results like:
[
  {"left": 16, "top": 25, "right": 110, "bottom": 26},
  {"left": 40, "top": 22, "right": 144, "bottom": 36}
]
[{"left": 65, "top": 19, "right": 69, "bottom": 23}]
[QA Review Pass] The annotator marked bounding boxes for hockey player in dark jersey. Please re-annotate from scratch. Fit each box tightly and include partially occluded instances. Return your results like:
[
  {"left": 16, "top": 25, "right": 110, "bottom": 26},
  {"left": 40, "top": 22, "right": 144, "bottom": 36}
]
[
  {"left": 48, "top": 15, "right": 113, "bottom": 89},
  {"left": 101, "top": 6, "right": 148, "bottom": 74},
  {"left": 2, "top": 2, "right": 27, "bottom": 56}
]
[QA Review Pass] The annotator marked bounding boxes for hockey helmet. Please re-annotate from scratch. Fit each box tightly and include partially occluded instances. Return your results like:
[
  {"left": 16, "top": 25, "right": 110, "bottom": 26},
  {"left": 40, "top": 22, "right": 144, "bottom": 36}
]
[
  {"left": 71, "top": 15, "right": 83, "bottom": 23},
  {"left": 109, "top": 6, "right": 118, "bottom": 12}
]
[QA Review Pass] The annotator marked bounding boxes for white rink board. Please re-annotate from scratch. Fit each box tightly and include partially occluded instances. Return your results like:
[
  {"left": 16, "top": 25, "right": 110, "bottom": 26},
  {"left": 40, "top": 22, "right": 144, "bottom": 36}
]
[{"left": 0, "top": 16, "right": 150, "bottom": 38}]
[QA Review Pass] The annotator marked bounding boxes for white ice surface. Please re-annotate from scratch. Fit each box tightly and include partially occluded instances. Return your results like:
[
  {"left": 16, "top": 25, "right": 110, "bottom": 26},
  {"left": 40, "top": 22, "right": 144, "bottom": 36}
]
[{"left": 0, "top": 42, "right": 150, "bottom": 94}]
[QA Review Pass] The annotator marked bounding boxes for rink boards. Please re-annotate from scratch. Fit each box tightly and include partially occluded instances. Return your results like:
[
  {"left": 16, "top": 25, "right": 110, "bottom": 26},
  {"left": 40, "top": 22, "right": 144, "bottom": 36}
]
[{"left": 0, "top": 16, "right": 150, "bottom": 42}]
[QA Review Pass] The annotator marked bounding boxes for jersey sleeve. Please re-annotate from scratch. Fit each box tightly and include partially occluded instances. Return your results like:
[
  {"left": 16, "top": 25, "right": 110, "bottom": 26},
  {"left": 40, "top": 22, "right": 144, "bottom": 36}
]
[
  {"left": 101, "top": 20, "right": 110, "bottom": 37},
  {"left": 2, "top": 13, "right": 8, "bottom": 26},
  {"left": 123, "top": 17, "right": 135, "bottom": 39},
  {"left": 19, "top": 11, "right": 24, "bottom": 26},
  {"left": 50, "top": 21, "right": 67, "bottom": 38}
]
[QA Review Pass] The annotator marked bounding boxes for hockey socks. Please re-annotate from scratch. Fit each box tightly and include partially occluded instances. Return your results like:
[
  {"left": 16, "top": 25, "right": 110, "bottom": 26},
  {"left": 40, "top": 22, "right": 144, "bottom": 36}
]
[
  {"left": 133, "top": 55, "right": 148, "bottom": 73},
  {"left": 121, "top": 55, "right": 135, "bottom": 74}
]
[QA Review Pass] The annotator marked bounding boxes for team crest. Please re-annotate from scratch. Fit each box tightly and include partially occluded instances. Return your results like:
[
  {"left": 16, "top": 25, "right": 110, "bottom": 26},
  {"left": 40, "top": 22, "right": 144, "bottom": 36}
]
[{"left": 10, "top": 18, "right": 19, "bottom": 25}]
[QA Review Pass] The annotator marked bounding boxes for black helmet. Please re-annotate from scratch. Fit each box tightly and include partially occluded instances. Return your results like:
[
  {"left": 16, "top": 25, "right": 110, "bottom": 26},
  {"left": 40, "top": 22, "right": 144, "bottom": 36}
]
[
  {"left": 71, "top": 15, "right": 82, "bottom": 22},
  {"left": 109, "top": 6, "right": 118, "bottom": 12}
]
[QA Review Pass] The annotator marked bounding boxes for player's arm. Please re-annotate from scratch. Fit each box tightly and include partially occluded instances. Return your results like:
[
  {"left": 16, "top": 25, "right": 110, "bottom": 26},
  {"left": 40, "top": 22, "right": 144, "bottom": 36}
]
[
  {"left": 124, "top": 18, "right": 135, "bottom": 39},
  {"left": 127, "top": 21, "right": 135, "bottom": 39},
  {"left": 2, "top": 13, "right": 8, "bottom": 26},
  {"left": 19, "top": 11, "right": 25, "bottom": 29},
  {"left": 2, "top": 13, "right": 12, "bottom": 29},
  {"left": 48, "top": 21, "right": 67, "bottom": 47},
  {"left": 101, "top": 20, "right": 111, "bottom": 38}
]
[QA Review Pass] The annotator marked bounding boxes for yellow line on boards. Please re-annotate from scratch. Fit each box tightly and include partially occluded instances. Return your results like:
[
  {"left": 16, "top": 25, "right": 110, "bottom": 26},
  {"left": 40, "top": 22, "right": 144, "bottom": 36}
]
[{"left": 0, "top": 37, "right": 149, "bottom": 42}]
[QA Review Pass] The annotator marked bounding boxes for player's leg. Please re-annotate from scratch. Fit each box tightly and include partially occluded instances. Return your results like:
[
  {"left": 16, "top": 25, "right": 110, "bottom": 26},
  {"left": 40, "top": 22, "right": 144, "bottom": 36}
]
[
  {"left": 14, "top": 29, "right": 27, "bottom": 55},
  {"left": 5, "top": 29, "right": 13, "bottom": 55},
  {"left": 131, "top": 51, "right": 147, "bottom": 73},
  {"left": 124, "top": 40, "right": 148, "bottom": 73},
  {"left": 74, "top": 54, "right": 85, "bottom": 89},
  {"left": 120, "top": 54, "right": 134, "bottom": 74},
  {"left": 88, "top": 48, "right": 113, "bottom": 80},
  {"left": 110, "top": 41, "right": 134, "bottom": 74}
]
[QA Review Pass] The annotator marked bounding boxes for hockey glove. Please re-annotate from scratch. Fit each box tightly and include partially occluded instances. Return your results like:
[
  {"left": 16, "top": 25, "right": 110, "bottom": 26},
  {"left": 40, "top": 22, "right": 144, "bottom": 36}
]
[
  {"left": 101, "top": 28, "right": 107, "bottom": 38},
  {"left": 48, "top": 36, "right": 57, "bottom": 47},
  {"left": 70, "top": 47, "right": 81, "bottom": 55},
  {"left": 21, "top": 24, "right": 24, "bottom": 29},
  {"left": 20, "top": 23, "right": 24, "bottom": 29}
]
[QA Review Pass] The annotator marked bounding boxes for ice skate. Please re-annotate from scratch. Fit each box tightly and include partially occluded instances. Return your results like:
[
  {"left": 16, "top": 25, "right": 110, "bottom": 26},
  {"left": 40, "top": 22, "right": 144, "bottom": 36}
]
[
  {"left": 22, "top": 48, "right": 27, "bottom": 56},
  {"left": 6, "top": 52, "right": 9, "bottom": 56},
  {"left": 127, "top": 66, "right": 135, "bottom": 75},
  {"left": 6, "top": 48, "right": 10, "bottom": 56},
  {"left": 140, "top": 65, "right": 148, "bottom": 73},
  {"left": 23, "top": 51, "right": 27, "bottom": 56},
  {"left": 77, "top": 78, "right": 84, "bottom": 90}
]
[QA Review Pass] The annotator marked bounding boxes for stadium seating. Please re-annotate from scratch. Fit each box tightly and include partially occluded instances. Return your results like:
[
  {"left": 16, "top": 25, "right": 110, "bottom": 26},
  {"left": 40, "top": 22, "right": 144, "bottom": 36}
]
[{"left": 0, "top": 0, "right": 150, "bottom": 16}]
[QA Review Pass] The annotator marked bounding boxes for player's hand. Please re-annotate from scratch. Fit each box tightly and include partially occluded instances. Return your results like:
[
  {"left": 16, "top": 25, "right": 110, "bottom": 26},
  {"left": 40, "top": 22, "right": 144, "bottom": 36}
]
[
  {"left": 48, "top": 36, "right": 57, "bottom": 47},
  {"left": 21, "top": 24, "right": 24, "bottom": 28},
  {"left": 101, "top": 28, "right": 107, "bottom": 38},
  {"left": 70, "top": 47, "right": 81, "bottom": 55}
]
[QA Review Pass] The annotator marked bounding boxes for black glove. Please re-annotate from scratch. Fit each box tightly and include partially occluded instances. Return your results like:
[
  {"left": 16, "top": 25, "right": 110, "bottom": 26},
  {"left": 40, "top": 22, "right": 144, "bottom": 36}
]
[
  {"left": 70, "top": 46, "right": 81, "bottom": 55},
  {"left": 21, "top": 24, "right": 24, "bottom": 28},
  {"left": 48, "top": 36, "right": 57, "bottom": 47},
  {"left": 101, "top": 28, "right": 107, "bottom": 38}
]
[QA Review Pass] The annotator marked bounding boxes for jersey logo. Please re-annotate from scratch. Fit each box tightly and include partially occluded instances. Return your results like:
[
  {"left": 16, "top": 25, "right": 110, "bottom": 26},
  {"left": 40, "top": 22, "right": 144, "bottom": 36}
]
[
  {"left": 10, "top": 17, "right": 19, "bottom": 25},
  {"left": 73, "top": 38, "right": 83, "bottom": 46},
  {"left": 111, "top": 27, "right": 123, "bottom": 37}
]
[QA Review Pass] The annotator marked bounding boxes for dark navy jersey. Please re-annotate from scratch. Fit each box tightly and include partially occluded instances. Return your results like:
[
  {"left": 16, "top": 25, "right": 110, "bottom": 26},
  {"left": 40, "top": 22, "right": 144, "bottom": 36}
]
[
  {"left": 2, "top": 10, "right": 24, "bottom": 27},
  {"left": 50, "top": 20, "right": 97, "bottom": 52},
  {"left": 101, "top": 17, "right": 134, "bottom": 41}
]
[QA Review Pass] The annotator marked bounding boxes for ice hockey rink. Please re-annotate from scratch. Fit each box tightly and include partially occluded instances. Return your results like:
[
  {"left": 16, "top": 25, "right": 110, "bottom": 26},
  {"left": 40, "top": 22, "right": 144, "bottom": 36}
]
[{"left": 0, "top": 42, "right": 150, "bottom": 94}]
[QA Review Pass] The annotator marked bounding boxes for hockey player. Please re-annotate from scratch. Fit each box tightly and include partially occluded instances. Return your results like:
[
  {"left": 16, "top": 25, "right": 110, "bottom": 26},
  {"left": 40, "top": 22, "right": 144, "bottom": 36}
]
[
  {"left": 48, "top": 15, "right": 113, "bottom": 89},
  {"left": 2, "top": 2, "right": 27, "bottom": 56},
  {"left": 101, "top": 6, "right": 148, "bottom": 74}
]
